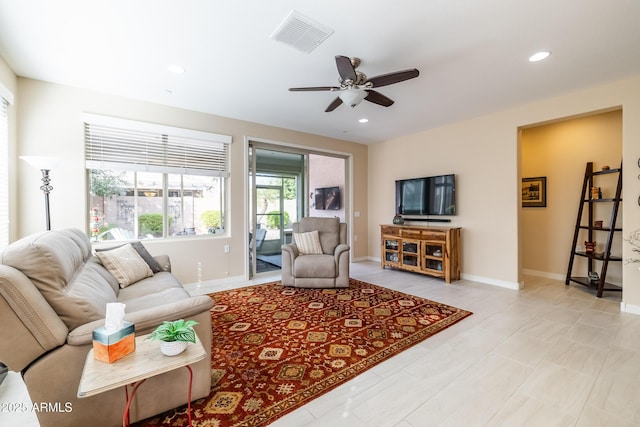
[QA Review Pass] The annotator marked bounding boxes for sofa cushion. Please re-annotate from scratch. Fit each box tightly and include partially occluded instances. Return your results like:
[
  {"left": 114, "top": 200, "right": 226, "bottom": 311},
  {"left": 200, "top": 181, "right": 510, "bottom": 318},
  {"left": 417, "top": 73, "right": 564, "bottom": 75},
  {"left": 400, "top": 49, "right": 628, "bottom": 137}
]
[
  {"left": 0, "top": 228, "right": 118, "bottom": 329},
  {"left": 299, "top": 217, "right": 340, "bottom": 255},
  {"left": 293, "top": 230, "right": 323, "bottom": 255},
  {"left": 96, "top": 243, "right": 154, "bottom": 288},
  {"left": 86, "top": 256, "right": 120, "bottom": 295},
  {"left": 116, "top": 272, "right": 190, "bottom": 332},
  {"left": 117, "top": 271, "right": 184, "bottom": 301},
  {"left": 63, "top": 261, "right": 118, "bottom": 328},
  {"left": 119, "top": 287, "right": 192, "bottom": 314}
]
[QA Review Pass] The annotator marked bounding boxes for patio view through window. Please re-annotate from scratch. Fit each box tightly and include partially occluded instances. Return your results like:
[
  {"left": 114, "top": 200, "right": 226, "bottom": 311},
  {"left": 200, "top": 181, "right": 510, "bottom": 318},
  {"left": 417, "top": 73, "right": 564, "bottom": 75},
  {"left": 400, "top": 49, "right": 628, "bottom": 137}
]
[
  {"left": 84, "top": 114, "right": 231, "bottom": 241},
  {"left": 89, "top": 170, "right": 225, "bottom": 240}
]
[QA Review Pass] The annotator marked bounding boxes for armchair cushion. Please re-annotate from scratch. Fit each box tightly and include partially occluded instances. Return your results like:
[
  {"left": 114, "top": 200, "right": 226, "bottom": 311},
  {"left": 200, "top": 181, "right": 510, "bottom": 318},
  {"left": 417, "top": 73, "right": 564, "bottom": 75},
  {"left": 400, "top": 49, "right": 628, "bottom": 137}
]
[
  {"left": 298, "top": 217, "right": 340, "bottom": 254},
  {"left": 293, "top": 230, "right": 323, "bottom": 255},
  {"left": 95, "top": 243, "right": 153, "bottom": 288},
  {"left": 294, "top": 254, "right": 336, "bottom": 278}
]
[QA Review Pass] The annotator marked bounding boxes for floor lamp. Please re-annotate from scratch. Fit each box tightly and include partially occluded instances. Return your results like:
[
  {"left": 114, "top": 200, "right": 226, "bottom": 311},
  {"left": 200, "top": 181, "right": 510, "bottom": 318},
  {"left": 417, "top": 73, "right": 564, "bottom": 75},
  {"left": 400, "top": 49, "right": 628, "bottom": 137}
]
[{"left": 20, "top": 156, "right": 62, "bottom": 231}]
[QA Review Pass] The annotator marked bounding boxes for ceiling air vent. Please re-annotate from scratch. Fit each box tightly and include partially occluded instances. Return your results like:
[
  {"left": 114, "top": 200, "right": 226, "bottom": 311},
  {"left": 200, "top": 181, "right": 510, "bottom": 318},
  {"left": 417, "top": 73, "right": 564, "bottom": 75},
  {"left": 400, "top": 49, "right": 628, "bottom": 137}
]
[{"left": 271, "top": 11, "right": 334, "bottom": 54}]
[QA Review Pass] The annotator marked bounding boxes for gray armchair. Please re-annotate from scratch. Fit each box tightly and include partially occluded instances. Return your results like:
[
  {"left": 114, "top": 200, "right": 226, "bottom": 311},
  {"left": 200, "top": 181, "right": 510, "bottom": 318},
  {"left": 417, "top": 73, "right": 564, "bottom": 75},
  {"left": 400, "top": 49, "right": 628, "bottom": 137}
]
[{"left": 281, "top": 217, "right": 350, "bottom": 288}]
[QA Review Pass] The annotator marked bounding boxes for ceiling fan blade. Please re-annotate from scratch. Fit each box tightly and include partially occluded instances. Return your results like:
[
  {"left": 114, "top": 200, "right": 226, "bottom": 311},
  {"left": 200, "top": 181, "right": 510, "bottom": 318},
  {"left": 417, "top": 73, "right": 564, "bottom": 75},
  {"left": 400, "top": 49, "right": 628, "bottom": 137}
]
[
  {"left": 325, "top": 97, "right": 343, "bottom": 112},
  {"left": 335, "top": 55, "right": 357, "bottom": 82},
  {"left": 365, "top": 90, "right": 394, "bottom": 107},
  {"left": 289, "top": 86, "right": 339, "bottom": 92},
  {"left": 367, "top": 69, "right": 419, "bottom": 88}
]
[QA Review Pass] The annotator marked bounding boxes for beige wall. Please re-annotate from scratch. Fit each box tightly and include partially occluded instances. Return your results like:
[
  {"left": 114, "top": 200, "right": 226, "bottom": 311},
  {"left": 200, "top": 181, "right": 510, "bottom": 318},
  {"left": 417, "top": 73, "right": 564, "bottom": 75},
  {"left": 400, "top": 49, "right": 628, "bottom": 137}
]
[
  {"left": 309, "top": 154, "right": 346, "bottom": 222},
  {"left": 13, "top": 78, "right": 368, "bottom": 284},
  {"left": 520, "top": 110, "right": 622, "bottom": 282},
  {"left": 369, "top": 75, "right": 640, "bottom": 312},
  {"left": 369, "top": 114, "right": 520, "bottom": 288}
]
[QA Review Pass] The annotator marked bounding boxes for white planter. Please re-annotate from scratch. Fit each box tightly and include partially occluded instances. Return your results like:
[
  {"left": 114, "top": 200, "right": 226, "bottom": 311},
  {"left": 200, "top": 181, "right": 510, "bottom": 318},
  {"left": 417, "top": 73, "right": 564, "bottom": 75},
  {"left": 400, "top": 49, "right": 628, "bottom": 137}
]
[{"left": 160, "top": 340, "right": 187, "bottom": 356}]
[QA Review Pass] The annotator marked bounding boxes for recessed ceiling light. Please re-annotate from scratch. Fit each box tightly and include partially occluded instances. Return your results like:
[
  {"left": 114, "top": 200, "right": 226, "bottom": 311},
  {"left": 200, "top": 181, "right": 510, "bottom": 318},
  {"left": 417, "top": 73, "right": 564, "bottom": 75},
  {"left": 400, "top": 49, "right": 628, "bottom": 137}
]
[
  {"left": 168, "top": 64, "right": 185, "bottom": 74},
  {"left": 529, "top": 51, "right": 551, "bottom": 62},
  {"left": 358, "top": 118, "right": 369, "bottom": 123}
]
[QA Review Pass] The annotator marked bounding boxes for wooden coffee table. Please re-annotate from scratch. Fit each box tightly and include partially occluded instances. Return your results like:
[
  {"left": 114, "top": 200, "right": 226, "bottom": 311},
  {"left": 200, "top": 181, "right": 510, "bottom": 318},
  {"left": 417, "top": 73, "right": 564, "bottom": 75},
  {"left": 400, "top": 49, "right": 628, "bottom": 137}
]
[{"left": 78, "top": 333, "right": 206, "bottom": 427}]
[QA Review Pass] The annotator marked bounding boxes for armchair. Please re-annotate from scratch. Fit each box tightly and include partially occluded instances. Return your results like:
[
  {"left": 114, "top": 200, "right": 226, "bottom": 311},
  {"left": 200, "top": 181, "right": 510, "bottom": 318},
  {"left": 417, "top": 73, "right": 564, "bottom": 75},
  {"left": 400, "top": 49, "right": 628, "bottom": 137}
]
[{"left": 281, "top": 217, "right": 350, "bottom": 288}]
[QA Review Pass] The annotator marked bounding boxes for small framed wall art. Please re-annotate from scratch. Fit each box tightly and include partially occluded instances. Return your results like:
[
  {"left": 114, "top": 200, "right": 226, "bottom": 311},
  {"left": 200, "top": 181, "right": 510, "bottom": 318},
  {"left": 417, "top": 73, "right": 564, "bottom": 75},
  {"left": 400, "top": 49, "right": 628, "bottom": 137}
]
[{"left": 522, "top": 176, "right": 547, "bottom": 207}]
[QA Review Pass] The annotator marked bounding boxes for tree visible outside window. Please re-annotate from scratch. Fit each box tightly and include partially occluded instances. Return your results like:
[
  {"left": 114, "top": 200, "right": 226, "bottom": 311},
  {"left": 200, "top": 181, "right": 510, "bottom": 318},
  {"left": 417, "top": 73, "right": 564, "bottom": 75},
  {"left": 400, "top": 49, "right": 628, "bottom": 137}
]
[{"left": 89, "top": 170, "right": 224, "bottom": 240}]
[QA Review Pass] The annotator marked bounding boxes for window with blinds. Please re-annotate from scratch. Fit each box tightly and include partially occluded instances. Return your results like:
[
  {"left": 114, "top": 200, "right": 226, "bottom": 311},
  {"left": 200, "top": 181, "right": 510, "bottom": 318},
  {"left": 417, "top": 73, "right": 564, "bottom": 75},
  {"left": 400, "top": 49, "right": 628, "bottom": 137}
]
[
  {"left": 84, "top": 114, "right": 231, "bottom": 177},
  {"left": 84, "top": 114, "right": 232, "bottom": 241},
  {"left": 0, "top": 96, "right": 8, "bottom": 249}
]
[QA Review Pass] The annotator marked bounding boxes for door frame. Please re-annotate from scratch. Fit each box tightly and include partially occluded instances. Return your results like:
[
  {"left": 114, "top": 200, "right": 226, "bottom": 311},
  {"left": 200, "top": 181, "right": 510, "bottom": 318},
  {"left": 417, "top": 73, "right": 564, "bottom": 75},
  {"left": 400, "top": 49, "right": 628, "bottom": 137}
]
[{"left": 246, "top": 137, "right": 352, "bottom": 279}]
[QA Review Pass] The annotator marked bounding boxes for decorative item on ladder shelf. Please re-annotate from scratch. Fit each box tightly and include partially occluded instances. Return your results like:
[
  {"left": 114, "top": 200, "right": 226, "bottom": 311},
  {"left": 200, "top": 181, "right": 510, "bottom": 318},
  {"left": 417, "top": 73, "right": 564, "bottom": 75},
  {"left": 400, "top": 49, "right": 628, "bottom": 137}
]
[{"left": 585, "top": 241, "right": 596, "bottom": 253}]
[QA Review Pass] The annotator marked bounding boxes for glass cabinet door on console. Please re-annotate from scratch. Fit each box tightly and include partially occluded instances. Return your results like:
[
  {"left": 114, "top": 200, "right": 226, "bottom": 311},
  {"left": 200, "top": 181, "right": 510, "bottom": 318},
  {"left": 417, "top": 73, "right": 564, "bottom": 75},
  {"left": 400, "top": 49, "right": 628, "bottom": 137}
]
[
  {"left": 422, "top": 241, "right": 444, "bottom": 277},
  {"left": 401, "top": 239, "right": 421, "bottom": 271},
  {"left": 383, "top": 238, "right": 400, "bottom": 265}
]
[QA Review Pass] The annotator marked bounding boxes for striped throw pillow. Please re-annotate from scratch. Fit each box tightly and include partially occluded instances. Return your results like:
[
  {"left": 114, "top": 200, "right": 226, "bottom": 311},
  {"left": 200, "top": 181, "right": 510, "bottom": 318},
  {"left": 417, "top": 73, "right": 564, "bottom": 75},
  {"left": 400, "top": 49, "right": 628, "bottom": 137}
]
[
  {"left": 96, "top": 243, "right": 154, "bottom": 287},
  {"left": 293, "top": 230, "right": 324, "bottom": 255}
]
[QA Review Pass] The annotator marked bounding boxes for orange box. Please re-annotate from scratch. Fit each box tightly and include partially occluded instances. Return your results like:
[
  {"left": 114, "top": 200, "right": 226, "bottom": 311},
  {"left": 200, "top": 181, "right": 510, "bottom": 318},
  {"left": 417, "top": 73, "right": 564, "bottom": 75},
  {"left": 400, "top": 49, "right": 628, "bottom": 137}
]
[{"left": 92, "top": 321, "right": 135, "bottom": 363}]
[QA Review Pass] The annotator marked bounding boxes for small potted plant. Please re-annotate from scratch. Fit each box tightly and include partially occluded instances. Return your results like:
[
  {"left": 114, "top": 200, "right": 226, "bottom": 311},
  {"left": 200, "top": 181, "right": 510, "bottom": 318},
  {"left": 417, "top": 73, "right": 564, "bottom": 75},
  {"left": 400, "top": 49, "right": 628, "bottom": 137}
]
[{"left": 146, "top": 319, "right": 199, "bottom": 356}]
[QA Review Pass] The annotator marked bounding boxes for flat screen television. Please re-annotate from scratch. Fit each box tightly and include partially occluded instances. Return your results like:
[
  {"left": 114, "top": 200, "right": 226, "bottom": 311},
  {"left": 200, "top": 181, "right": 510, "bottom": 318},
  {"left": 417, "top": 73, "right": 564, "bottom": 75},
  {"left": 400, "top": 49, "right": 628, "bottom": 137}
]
[
  {"left": 314, "top": 186, "right": 341, "bottom": 210},
  {"left": 395, "top": 174, "right": 456, "bottom": 216}
]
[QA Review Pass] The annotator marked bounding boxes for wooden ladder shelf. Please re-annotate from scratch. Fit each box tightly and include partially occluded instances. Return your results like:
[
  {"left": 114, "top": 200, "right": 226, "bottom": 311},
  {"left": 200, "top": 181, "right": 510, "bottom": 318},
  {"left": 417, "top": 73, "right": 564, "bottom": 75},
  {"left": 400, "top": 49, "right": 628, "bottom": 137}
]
[{"left": 565, "top": 161, "right": 622, "bottom": 297}]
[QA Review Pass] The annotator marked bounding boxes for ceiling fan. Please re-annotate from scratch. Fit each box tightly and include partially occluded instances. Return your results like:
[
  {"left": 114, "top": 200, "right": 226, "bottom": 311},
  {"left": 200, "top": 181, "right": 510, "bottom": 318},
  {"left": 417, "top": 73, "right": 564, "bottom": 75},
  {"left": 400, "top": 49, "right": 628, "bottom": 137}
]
[{"left": 289, "top": 55, "right": 419, "bottom": 112}]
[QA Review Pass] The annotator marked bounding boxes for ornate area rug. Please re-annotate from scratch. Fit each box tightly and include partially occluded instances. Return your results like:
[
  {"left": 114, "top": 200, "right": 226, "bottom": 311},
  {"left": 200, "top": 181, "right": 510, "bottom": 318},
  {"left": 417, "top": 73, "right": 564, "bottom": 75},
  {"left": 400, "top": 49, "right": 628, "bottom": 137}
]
[{"left": 135, "top": 278, "right": 472, "bottom": 427}]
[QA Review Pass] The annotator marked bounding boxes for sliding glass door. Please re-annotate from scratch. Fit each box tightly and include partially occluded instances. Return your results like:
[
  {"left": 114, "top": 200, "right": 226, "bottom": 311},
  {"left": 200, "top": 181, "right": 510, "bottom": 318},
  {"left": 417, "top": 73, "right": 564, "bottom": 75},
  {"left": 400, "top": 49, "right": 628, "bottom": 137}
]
[{"left": 249, "top": 145, "right": 305, "bottom": 277}]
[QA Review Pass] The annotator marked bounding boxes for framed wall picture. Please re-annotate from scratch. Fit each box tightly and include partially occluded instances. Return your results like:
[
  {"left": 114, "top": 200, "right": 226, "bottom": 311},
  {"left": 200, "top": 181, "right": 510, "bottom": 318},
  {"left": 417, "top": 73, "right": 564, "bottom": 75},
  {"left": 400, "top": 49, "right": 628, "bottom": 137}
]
[{"left": 522, "top": 177, "right": 547, "bottom": 207}]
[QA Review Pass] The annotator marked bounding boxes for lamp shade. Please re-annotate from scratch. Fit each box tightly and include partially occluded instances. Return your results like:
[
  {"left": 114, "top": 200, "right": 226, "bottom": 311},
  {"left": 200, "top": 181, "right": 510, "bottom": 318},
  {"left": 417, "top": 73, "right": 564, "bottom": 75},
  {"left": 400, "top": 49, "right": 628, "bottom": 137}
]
[
  {"left": 20, "top": 156, "right": 63, "bottom": 170},
  {"left": 338, "top": 89, "right": 367, "bottom": 108}
]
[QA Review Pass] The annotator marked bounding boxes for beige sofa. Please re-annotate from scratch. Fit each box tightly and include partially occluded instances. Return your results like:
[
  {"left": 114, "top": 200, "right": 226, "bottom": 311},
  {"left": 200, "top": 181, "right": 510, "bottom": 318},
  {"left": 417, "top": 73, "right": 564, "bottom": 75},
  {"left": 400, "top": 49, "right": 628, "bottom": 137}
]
[
  {"left": 281, "top": 217, "right": 350, "bottom": 288},
  {"left": 0, "top": 228, "right": 213, "bottom": 427}
]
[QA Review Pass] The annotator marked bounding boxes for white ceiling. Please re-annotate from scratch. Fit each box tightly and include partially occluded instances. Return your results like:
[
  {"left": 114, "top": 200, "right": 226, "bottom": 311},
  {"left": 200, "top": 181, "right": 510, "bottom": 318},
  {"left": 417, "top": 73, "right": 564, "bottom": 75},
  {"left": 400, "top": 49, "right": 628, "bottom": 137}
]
[{"left": 1, "top": 0, "right": 639, "bottom": 144}]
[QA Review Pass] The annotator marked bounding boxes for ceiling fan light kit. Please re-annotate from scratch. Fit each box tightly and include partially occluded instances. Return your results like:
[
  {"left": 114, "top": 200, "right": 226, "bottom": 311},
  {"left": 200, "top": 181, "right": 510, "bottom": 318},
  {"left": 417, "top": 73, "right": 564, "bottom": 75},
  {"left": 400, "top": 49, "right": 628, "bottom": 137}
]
[
  {"left": 339, "top": 89, "right": 367, "bottom": 108},
  {"left": 289, "top": 55, "right": 419, "bottom": 112}
]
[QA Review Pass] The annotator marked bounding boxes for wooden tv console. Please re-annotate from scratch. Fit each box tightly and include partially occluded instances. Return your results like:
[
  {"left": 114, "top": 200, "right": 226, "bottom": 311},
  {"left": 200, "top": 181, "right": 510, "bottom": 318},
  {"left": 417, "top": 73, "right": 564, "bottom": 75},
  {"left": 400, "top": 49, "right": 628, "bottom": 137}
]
[{"left": 380, "top": 224, "right": 461, "bottom": 283}]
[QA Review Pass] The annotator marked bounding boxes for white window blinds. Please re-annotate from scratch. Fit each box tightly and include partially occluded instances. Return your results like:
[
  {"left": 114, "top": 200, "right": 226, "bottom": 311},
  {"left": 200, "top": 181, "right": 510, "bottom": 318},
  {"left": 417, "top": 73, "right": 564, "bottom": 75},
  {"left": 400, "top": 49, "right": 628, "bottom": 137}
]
[
  {"left": 84, "top": 114, "right": 232, "bottom": 177},
  {"left": 0, "top": 96, "right": 9, "bottom": 249}
]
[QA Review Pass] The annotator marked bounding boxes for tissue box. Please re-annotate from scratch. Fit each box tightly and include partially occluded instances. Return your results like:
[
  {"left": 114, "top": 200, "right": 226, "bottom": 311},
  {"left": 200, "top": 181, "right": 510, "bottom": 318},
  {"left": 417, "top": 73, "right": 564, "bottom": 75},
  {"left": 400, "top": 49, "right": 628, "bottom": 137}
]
[{"left": 92, "top": 321, "right": 135, "bottom": 363}]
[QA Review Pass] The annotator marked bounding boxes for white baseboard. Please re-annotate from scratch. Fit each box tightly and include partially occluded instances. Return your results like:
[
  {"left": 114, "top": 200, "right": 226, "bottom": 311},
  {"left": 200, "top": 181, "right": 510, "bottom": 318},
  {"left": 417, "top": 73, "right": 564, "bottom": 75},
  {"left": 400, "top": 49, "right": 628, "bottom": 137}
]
[
  {"left": 522, "top": 269, "right": 566, "bottom": 281},
  {"left": 461, "top": 273, "right": 522, "bottom": 290},
  {"left": 621, "top": 302, "right": 640, "bottom": 315}
]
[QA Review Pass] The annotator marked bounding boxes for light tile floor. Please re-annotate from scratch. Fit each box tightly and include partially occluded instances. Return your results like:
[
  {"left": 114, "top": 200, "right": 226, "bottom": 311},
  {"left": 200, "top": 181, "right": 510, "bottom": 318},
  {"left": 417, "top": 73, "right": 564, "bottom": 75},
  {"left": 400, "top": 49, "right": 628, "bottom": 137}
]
[{"left": 2, "top": 261, "right": 639, "bottom": 426}]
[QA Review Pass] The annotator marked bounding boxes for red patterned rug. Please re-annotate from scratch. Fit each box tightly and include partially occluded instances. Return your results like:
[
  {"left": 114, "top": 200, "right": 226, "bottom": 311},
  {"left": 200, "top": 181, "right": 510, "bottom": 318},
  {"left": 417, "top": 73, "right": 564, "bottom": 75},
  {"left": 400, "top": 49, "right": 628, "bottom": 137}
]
[{"left": 134, "top": 278, "right": 472, "bottom": 427}]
